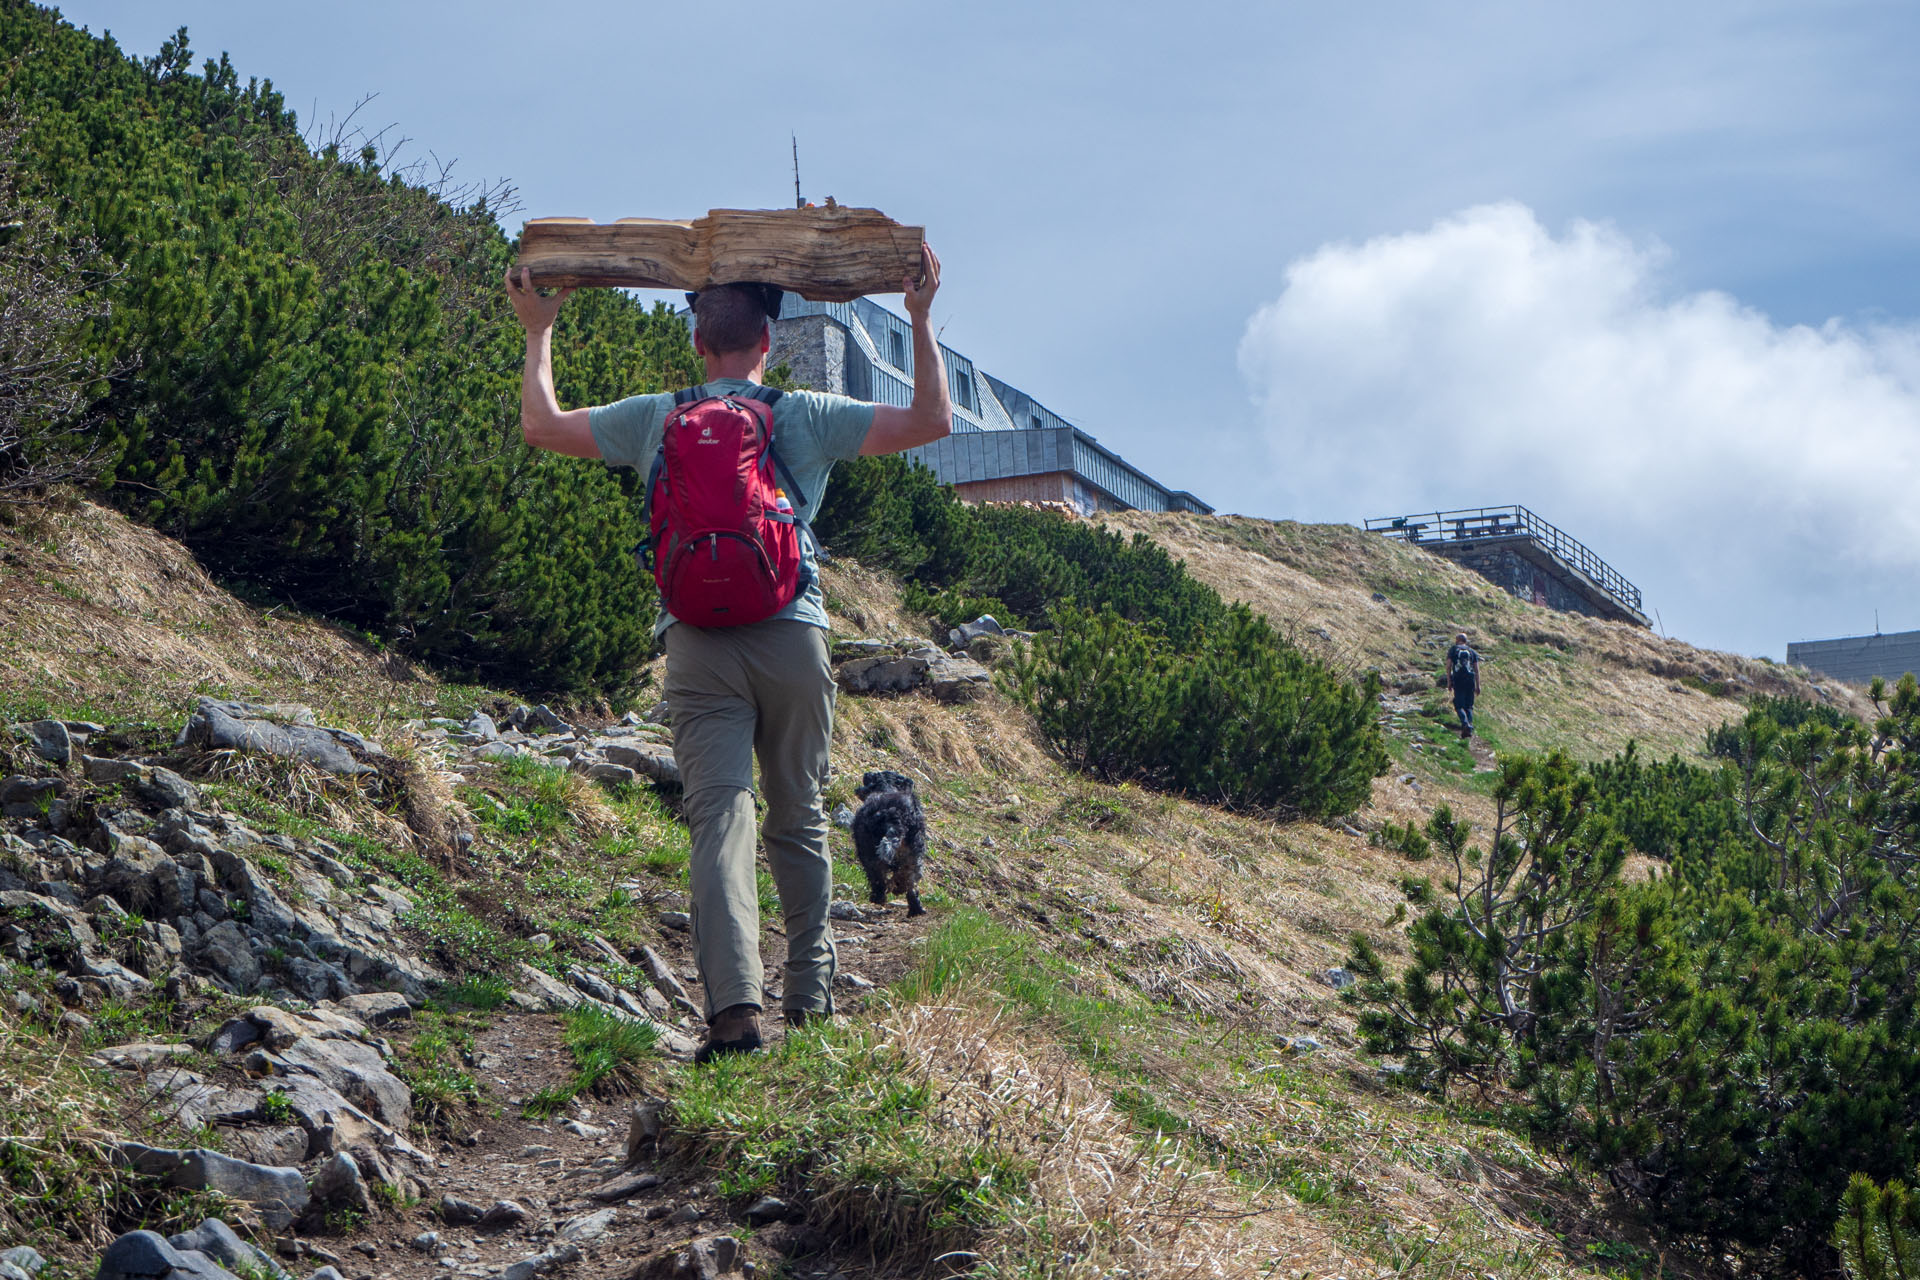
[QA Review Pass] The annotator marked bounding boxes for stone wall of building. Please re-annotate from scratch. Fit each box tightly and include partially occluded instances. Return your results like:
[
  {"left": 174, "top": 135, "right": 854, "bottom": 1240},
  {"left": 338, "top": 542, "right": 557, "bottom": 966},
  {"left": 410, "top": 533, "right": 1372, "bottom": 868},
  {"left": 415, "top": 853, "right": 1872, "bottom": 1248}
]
[
  {"left": 1443, "top": 545, "right": 1605, "bottom": 620},
  {"left": 769, "top": 315, "right": 854, "bottom": 396},
  {"left": 953, "top": 471, "right": 1115, "bottom": 514}
]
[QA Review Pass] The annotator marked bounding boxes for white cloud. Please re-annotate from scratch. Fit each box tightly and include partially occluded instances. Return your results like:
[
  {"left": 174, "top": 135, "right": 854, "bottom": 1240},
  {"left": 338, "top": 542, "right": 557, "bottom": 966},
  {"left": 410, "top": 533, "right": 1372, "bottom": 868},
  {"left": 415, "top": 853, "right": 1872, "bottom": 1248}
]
[{"left": 1237, "top": 202, "right": 1920, "bottom": 657}]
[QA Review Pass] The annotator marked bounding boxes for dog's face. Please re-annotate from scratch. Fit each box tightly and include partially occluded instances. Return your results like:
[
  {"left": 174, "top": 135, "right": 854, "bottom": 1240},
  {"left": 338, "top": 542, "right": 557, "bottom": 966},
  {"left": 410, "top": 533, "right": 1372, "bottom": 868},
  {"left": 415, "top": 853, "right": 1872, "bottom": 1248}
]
[{"left": 856, "top": 770, "right": 915, "bottom": 801}]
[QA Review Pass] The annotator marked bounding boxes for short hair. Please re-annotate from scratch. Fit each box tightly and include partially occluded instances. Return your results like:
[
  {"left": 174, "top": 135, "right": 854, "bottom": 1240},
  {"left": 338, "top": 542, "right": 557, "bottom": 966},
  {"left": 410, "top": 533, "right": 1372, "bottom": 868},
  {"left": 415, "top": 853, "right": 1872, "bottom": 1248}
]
[
  {"left": 1456, "top": 633, "right": 1469, "bottom": 642},
  {"left": 693, "top": 284, "right": 770, "bottom": 355}
]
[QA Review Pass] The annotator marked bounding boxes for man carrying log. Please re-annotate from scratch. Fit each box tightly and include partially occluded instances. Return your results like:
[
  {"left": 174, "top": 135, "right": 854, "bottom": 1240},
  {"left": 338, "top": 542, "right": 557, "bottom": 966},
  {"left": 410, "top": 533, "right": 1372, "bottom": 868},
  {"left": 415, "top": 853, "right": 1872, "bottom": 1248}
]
[{"left": 507, "top": 245, "right": 950, "bottom": 1061}]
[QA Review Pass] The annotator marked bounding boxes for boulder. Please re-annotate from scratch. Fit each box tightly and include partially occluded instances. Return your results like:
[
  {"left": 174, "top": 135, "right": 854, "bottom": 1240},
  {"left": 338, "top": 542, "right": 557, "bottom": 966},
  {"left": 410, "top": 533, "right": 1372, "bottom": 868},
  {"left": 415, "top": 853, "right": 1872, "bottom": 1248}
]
[
  {"left": 326, "top": 991, "right": 412, "bottom": 1029},
  {"left": 582, "top": 762, "right": 636, "bottom": 786},
  {"left": 134, "top": 767, "right": 200, "bottom": 812},
  {"left": 834, "top": 655, "right": 928, "bottom": 695},
  {"left": 14, "top": 720, "right": 74, "bottom": 766},
  {"left": 927, "top": 655, "right": 993, "bottom": 703},
  {"left": 92, "top": 1230, "right": 240, "bottom": 1280},
  {"left": 175, "top": 699, "right": 377, "bottom": 777},
  {"left": 275, "top": 1032, "right": 411, "bottom": 1130},
  {"left": 946, "top": 614, "right": 1004, "bottom": 649},
  {"left": 116, "top": 1146, "right": 310, "bottom": 1231},
  {"left": 308, "top": 1152, "right": 373, "bottom": 1216},
  {"left": 166, "top": 1220, "right": 291, "bottom": 1280},
  {"left": 196, "top": 921, "right": 260, "bottom": 991},
  {"left": 601, "top": 743, "right": 680, "bottom": 786},
  {"left": 0, "top": 775, "right": 63, "bottom": 820}
]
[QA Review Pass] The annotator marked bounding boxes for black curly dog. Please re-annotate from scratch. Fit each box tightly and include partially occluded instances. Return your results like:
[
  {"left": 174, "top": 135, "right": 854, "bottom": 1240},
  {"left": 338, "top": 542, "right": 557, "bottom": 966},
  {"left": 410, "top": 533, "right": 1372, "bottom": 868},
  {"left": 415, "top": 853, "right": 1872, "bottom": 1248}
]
[{"left": 851, "top": 770, "right": 927, "bottom": 917}]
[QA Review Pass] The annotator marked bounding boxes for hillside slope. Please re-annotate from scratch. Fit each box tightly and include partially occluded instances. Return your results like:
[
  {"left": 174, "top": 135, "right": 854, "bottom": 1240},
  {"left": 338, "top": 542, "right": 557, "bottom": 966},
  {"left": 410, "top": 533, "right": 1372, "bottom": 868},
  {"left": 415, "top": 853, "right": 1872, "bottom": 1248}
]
[
  {"left": 0, "top": 499, "right": 1822, "bottom": 1279},
  {"left": 1106, "top": 511, "right": 1867, "bottom": 771}
]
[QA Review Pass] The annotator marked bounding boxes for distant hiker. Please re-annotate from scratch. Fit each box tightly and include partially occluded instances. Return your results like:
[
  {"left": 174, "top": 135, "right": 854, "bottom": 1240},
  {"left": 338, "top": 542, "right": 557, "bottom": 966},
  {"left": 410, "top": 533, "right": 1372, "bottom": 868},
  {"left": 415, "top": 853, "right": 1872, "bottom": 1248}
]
[
  {"left": 508, "top": 244, "right": 952, "bottom": 1062},
  {"left": 1446, "top": 632, "right": 1480, "bottom": 739}
]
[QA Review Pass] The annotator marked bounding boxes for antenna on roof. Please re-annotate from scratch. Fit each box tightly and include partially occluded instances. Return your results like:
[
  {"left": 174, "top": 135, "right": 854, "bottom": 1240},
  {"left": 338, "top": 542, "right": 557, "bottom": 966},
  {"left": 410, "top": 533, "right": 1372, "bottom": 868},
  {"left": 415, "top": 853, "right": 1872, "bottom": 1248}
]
[{"left": 792, "top": 134, "right": 803, "bottom": 209}]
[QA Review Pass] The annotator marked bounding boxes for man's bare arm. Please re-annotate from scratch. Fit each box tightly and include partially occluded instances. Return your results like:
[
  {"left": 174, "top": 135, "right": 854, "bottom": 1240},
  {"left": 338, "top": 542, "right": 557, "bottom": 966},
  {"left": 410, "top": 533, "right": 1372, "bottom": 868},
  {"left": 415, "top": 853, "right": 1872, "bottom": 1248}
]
[
  {"left": 864, "top": 244, "right": 952, "bottom": 456},
  {"left": 507, "top": 267, "right": 600, "bottom": 458}
]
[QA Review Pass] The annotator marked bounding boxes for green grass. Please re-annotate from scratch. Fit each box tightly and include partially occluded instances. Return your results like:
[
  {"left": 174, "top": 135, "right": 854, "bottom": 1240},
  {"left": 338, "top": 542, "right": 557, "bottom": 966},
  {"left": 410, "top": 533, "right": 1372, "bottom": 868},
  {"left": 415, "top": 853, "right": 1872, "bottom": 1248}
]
[
  {"left": 894, "top": 908, "right": 1138, "bottom": 1069},
  {"left": 669, "top": 1018, "right": 1030, "bottom": 1265},
  {"left": 522, "top": 1005, "right": 661, "bottom": 1118},
  {"left": 394, "top": 1012, "right": 487, "bottom": 1135}
]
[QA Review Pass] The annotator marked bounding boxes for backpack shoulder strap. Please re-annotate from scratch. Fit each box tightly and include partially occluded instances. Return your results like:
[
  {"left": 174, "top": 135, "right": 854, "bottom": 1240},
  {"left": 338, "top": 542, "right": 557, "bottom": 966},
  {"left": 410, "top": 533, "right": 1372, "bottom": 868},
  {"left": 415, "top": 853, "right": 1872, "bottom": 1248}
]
[
  {"left": 733, "top": 384, "right": 784, "bottom": 408},
  {"left": 672, "top": 385, "right": 707, "bottom": 408}
]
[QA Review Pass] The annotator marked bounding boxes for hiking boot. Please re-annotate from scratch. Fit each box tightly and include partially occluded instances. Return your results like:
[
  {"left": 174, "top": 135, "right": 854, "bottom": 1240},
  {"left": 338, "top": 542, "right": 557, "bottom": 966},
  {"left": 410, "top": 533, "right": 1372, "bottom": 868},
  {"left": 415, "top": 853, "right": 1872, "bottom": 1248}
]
[
  {"left": 694, "top": 1004, "right": 762, "bottom": 1064},
  {"left": 783, "top": 1007, "right": 828, "bottom": 1029}
]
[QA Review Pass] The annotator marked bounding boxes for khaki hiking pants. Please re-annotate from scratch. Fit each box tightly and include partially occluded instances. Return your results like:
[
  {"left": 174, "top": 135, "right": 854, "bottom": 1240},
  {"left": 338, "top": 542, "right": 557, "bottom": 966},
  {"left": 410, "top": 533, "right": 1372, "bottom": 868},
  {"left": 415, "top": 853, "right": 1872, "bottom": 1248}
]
[{"left": 663, "top": 619, "right": 837, "bottom": 1021}]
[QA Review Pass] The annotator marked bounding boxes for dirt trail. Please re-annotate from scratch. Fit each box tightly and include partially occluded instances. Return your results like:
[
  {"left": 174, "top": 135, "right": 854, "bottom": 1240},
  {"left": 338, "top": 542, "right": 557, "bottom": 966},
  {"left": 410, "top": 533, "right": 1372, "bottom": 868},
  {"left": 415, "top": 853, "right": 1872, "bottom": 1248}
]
[{"left": 332, "top": 902, "right": 934, "bottom": 1279}]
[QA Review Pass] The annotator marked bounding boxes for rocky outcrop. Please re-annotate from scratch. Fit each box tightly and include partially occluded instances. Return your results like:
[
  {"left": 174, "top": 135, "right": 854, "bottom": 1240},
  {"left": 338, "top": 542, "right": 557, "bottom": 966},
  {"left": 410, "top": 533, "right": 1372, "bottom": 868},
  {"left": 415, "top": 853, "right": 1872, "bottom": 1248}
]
[
  {"left": 174, "top": 699, "right": 386, "bottom": 777},
  {"left": 829, "top": 634, "right": 998, "bottom": 701}
]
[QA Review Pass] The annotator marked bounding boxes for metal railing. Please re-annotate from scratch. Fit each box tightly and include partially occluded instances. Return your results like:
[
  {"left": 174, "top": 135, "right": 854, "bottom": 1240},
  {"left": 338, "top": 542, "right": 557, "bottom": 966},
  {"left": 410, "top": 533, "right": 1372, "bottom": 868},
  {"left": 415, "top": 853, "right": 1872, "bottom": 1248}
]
[{"left": 1365, "top": 504, "right": 1641, "bottom": 612}]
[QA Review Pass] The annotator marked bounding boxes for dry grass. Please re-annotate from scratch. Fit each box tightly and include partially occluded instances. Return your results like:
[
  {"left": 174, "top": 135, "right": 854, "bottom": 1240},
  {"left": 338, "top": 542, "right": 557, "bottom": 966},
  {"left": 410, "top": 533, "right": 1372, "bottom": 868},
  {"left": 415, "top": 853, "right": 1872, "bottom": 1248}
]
[
  {"left": 884, "top": 1000, "right": 1361, "bottom": 1279},
  {"left": 1103, "top": 511, "right": 1875, "bottom": 767},
  {"left": 0, "top": 496, "right": 477, "bottom": 734}
]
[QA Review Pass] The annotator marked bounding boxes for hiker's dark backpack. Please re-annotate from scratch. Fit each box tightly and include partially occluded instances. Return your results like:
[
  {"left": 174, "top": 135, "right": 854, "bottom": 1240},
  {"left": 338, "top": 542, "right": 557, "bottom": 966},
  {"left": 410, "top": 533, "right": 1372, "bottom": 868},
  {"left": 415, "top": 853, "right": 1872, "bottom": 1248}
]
[
  {"left": 1451, "top": 645, "right": 1478, "bottom": 686},
  {"left": 638, "top": 385, "right": 810, "bottom": 628}
]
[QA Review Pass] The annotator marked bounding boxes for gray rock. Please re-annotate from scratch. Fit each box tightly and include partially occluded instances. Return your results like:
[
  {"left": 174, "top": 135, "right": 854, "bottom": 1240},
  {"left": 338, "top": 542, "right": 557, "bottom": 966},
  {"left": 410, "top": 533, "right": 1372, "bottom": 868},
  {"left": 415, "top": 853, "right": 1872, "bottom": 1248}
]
[
  {"left": 583, "top": 762, "right": 636, "bottom": 786},
  {"left": 745, "top": 1194, "right": 794, "bottom": 1225},
  {"left": 1322, "top": 967, "right": 1355, "bottom": 991},
  {"left": 16, "top": 720, "right": 74, "bottom": 766},
  {"left": 0, "top": 774, "right": 62, "bottom": 819},
  {"left": 409, "top": 1231, "right": 439, "bottom": 1252},
  {"left": 946, "top": 614, "right": 1004, "bottom": 649},
  {"left": 307, "top": 1270, "right": 345, "bottom": 1280},
  {"left": 638, "top": 946, "right": 699, "bottom": 1016},
  {"left": 927, "top": 655, "right": 993, "bottom": 703},
  {"left": 1288, "top": 1036, "right": 1324, "bottom": 1053},
  {"left": 308, "top": 1152, "right": 373, "bottom": 1214},
  {"left": 275, "top": 1032, "right": 412, "bottom": 1130},
  {"left": 133, "top": 767, "right": 200, "bottom": 812},
  {"left": 625, "top": 1095, "right": 668, "bottom": 1164},
  {"left": 0, "top": 1247, "right": 43, "bottom": 1276},
  {"left": 328, "top": 991, "right": 412, "bottom": 1028},
  {"left": 569, "top": 967, "right": 619, "bottom": 1005},
  {"left": 663, "top": 1236, "right": 746, "bottom": 1280},
  {"left": 117, "top": 1145, "right": 310, "bottom": 1231},
  {"left": 659, "top": 911, "right": 690, "bottom": 931},
  {"left": 196, "top": 921, "right": 260, "bottom": 991},
  {"left": 93, "top": 1229, "right": 240, "bottom": 1280},
  {"left": 500, "top": 1244, "right": 580, "bottom": 1280},
  {"left": 557, "top": 1208, "right": 616, "bottom": 1242},
  {"left": 480, "top": 1199, "right": 529, "bottom": 1230},
  {"left": 828, "top": 901, "right": 864, "bottom": 922},
  {"left": 466, "top": 711, "right": 500, "bottom": 741},
  {"left": 665, "top": 1203, "right": 703, "bottom": 1226},
  {"left": 167, "top": 1219, "right": 291, "bottom": 1280},
  {"left": 175, "top": 698, "right": 375, "bottom": 777},
  {"left": 522, "top": 705, "right": 572, "bottom": 736},
  {"left": 0, "top": 1262, "right": 27, "bottom": 1280},
  {"left": 440, "top": 1194, "right": 485, "bottom": 1225},
  {"left": 84, "top": 756, "right": 147, "bottom": 786},
  {"left": 601, "top": 743, "right": 680, "bottom": 786},
  {"left": 586, "top": 1169, "right": 660, "bottom": 1203},
  {"left": 834, "top": 655, "right": 928, "bottom": 695}
]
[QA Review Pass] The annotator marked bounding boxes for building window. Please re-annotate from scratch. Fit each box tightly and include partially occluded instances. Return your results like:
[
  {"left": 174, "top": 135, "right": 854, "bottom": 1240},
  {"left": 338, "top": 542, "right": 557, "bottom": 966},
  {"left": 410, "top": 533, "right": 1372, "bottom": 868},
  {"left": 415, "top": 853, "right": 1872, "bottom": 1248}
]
[
  {"left": 950, "top": 367, "right": 975, "bottom": 412},
  {"left": 888, "top": 330, "right": 906, "bottom": 370},
  {"left": 1029, "top": 413, "right": 1044, "bottom": 430}
]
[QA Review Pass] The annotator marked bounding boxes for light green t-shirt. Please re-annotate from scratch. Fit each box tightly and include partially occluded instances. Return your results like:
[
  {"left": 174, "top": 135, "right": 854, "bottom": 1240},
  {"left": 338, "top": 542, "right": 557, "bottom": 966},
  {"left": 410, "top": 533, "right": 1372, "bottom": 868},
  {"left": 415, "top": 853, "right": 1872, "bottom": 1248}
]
[{"left": 589, "top": 379, "right": 875, "bottom": 636}]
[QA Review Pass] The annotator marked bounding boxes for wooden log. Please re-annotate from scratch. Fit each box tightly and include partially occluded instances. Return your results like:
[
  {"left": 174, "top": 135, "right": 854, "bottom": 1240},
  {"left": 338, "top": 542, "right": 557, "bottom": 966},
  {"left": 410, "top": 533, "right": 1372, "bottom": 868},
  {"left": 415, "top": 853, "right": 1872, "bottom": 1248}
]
[{"left": 515, "top": 206, "right": 924, "bottom": 302}]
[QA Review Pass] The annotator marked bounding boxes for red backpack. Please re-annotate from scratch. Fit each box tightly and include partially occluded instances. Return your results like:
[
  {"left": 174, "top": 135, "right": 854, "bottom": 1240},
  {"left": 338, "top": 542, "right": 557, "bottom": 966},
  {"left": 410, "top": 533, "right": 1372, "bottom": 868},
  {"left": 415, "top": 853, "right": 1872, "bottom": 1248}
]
[{"left": 639, "top": 385, "right": 810, "bottom": 628}]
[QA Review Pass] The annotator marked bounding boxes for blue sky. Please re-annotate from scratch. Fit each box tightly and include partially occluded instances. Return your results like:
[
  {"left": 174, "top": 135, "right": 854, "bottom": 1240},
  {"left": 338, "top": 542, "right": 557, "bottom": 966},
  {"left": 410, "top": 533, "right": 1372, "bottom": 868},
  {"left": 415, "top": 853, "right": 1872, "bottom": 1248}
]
[{"left": 56, "top": 0, "right": 1920, "bottom": 657}]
